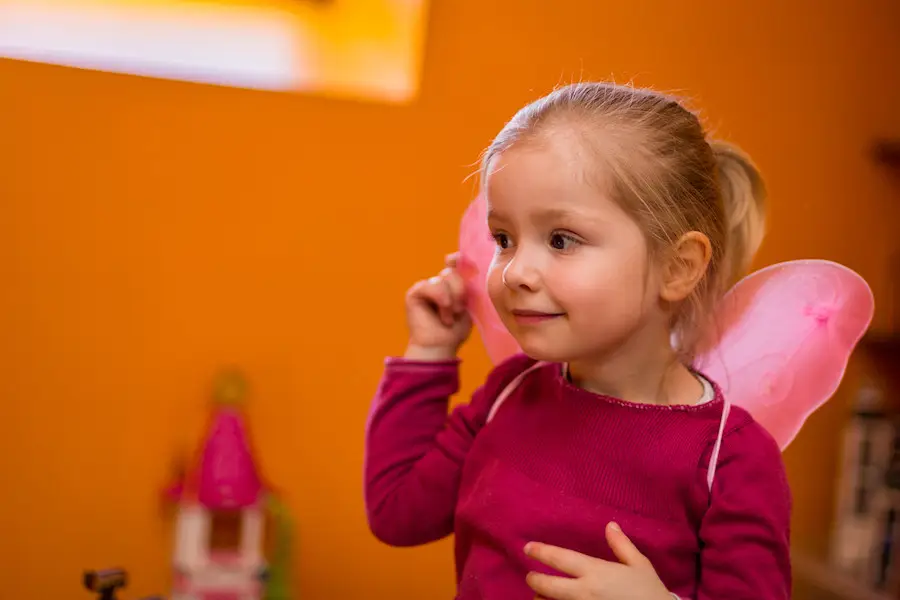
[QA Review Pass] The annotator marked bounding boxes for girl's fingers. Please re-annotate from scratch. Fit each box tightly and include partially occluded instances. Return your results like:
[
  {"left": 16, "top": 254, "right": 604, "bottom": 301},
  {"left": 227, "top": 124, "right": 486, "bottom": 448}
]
[{"left": 440, "top": 268, "right": 467, "bottom": 314}]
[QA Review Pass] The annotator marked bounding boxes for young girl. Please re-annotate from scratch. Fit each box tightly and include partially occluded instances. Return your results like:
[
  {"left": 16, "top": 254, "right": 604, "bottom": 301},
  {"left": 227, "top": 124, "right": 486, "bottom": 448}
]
[{"left": 364, "top": 82, "right": 790, "bottom": 600}]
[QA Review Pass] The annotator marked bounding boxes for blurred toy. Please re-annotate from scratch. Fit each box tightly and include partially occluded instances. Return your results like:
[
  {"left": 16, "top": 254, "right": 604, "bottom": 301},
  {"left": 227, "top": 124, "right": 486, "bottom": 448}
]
[
  {"left": 262, "top": 495, "right": 293, "bottom": 600},
  {"left": 82, "top": 568, "right": 164, "bottom": 600},
  {"left": 164, "top": 369, "right": 293, "bottom": 600},
  {"left": 83, "top": 568, "right": 128, "bottom": 600}
]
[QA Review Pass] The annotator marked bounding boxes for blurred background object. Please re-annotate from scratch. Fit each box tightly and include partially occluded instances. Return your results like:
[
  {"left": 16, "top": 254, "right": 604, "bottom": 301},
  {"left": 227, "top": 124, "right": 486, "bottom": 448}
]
[
  {"left": 1, "top": 1, "right": 899, "bottom": 598},
  {"left": 0, "top": 0, "right": 428, "bottom": 102}
]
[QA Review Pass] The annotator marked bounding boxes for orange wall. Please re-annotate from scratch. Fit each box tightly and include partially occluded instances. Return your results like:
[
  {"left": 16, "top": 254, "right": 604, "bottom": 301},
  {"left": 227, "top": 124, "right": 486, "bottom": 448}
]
[{"left": 3, "top": 1, "right": 900, "bottom": 598}]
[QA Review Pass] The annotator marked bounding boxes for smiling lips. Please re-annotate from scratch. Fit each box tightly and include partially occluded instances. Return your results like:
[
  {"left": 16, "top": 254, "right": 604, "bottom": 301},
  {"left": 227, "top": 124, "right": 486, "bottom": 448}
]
[{"left": 510, "top": 309, "right": 565, "bottom": 325}]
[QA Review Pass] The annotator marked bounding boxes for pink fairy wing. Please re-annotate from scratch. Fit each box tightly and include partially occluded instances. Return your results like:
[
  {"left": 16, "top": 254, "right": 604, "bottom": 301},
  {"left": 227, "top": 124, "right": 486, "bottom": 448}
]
[
  {"left": 693, "top": 260, "right": 874, "bottom": 450},
  {"left": 457, "top": 192, "right": 521, "bottom": 364}
]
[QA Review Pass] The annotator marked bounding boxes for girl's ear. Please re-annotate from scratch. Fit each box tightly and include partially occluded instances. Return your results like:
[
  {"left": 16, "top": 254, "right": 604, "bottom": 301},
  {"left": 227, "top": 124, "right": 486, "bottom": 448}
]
[{"left": 660, "top": 231, "right": 711, "bottom": 302}]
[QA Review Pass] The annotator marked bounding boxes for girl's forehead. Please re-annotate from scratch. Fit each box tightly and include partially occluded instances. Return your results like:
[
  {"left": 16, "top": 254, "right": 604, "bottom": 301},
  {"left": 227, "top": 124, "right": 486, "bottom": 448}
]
[
  {"left": 486, "top": 145, "right": 619, "bottom": 222},
  {"left": 488, "top": 134, "right": 608, "bottom": 192}
]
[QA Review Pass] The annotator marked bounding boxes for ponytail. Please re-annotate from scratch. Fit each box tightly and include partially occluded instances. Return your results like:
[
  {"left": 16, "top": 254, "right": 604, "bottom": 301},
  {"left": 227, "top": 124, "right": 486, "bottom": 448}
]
[{"left": 710, "top": 140, "right": 767, "bottom": 287}]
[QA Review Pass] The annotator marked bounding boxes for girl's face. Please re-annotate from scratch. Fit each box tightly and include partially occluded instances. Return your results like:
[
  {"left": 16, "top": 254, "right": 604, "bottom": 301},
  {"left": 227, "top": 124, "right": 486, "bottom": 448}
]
[{"left": 485, "top": 134, "right": 668, "bottom": 364}]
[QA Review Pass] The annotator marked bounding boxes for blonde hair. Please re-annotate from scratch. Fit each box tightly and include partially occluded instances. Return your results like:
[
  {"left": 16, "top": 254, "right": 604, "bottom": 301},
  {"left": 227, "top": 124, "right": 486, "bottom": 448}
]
[{"left": 481, "top": 82, "right": 766, "bottom": 362}]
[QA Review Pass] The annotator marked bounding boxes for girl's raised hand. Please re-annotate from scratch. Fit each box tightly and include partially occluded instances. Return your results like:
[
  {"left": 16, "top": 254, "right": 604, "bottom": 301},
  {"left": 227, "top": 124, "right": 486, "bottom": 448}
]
[{"left": 404, "top": 253, "right": 473, "bottom": 361}]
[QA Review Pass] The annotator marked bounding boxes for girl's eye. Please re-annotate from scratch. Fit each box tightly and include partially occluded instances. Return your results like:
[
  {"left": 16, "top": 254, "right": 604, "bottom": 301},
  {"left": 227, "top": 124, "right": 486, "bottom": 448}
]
[
  {"left": 549, "top": 232, "right": 580, "bottom": 251},
  {"left": 492, "top": 233, "right": 512, "bottom": 249}
]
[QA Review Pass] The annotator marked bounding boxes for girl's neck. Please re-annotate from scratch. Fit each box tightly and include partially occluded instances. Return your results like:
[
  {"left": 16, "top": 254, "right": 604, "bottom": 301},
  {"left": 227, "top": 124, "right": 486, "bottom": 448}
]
[{"left": 566, "top": 327, "right": 703, "bottom": 406}]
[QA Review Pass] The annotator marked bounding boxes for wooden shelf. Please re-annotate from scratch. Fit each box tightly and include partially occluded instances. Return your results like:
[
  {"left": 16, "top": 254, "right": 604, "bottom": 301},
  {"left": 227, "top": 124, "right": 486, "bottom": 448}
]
[
  {"left": 863, "top": 332, "right": 900, "bottom": 352},
  {"left": 793, "top": 552, "right": 896, "bottom": 600},
  {"left": 874, "top": 140, "right": 900, "bottom": 169}
]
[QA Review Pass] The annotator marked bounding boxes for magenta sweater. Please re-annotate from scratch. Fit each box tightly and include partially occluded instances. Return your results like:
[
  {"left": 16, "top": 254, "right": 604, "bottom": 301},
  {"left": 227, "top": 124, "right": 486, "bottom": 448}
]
[{"left": 364, "top": 354, "right": 791, "bottom": 600}]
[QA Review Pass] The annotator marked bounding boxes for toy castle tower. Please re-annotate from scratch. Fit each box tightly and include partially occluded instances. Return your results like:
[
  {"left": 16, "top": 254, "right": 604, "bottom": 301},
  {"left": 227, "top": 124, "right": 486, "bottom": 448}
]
[{"left": 165, "top": 369, "right": 276, "bottom": 600}]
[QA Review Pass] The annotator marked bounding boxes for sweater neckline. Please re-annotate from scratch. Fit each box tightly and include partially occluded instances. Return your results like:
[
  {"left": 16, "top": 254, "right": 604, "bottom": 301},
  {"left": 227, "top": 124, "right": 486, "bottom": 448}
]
[{"left": 550, "top": 362, "right": 725, "bottom": 413}]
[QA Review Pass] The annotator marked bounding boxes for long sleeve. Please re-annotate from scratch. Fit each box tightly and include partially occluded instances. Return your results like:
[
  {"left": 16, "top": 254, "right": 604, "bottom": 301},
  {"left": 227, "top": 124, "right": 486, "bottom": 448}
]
[
  {"left": 695, "top": 419, "right": 792, "bottom": 600},
  {"left": 364, "top": 353, "right": 534, "bottom": 547}
]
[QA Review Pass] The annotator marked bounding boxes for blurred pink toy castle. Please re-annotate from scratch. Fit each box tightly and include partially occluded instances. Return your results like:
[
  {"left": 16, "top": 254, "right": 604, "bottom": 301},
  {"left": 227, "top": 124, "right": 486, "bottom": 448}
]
[{"left": 164, "top": 369, "right": 275, "bottom": 600}]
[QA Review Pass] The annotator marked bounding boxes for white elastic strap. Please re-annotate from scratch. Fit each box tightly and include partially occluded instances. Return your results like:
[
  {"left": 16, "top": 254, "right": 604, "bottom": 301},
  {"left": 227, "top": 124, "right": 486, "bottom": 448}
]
[
  {"left": 485, "top": 361, "right": 549, "bottom": 424},
  {"left": 706, "top": 397, "right": 730, "bottom": 492}
]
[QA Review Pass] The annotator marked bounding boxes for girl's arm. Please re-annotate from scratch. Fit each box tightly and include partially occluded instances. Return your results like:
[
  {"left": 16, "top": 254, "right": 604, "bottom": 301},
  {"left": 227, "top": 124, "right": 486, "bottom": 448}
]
[
  {"left": 695, "top": 420, "right": 792, "bottom": 600},
  {"left": 364, "top": 353, "right": 533, "bottom": 547}
]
